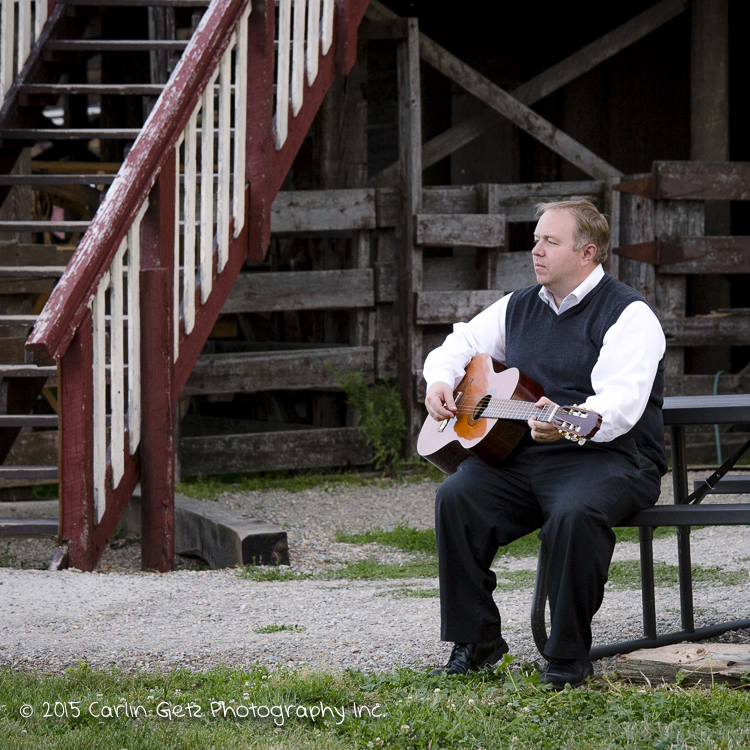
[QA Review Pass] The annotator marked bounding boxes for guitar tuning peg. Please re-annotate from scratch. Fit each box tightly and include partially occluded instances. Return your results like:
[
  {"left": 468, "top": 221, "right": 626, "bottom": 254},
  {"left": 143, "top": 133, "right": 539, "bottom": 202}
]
[{"left": 578, "top": 438, "right": 586, "bottom": 446}]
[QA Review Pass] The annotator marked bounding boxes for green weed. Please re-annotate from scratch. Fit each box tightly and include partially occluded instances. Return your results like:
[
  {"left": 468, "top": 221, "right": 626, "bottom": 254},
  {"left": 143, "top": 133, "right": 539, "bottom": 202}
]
[
  {"left": 235, "top": 567, "right": 312, "bottom": 582},
  {"left": 253, "top": 624, "right": 306, "bottom": 634},
  {"left": 335, "top": 523, "right": 437, "bottom": 555},
  {"left": 324, "top": 559, "right": 439, "bottom": 581},
  {"left": 608, "top": 560, "right": 748, "bottom": 589}
]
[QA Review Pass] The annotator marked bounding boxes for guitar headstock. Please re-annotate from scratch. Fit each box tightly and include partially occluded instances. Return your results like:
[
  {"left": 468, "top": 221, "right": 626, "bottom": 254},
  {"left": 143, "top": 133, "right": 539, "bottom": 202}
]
[{"left": 551, "top": 405, "right": 602, "bottom": 445}]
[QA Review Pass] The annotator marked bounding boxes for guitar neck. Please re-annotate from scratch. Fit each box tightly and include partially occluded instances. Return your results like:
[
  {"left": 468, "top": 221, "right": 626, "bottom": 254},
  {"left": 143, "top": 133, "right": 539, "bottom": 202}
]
[{"left": 481, "top": 399, "right": 556, "bottom": 422}]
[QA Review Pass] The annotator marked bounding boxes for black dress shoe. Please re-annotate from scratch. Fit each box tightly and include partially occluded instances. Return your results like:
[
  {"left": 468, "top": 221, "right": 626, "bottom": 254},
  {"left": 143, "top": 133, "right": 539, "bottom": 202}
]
[
  {"left": 540, "top": 657, "right": 594, "bottom": 689},
  {"left": 429, "top": 637, "right": 509, "bottom": 676}
]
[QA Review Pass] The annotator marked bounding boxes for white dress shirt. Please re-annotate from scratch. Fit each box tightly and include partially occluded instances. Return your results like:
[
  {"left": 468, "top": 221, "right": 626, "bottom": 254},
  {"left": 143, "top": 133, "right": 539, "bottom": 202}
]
[{"left": 423, "top": 264, "right": 666, "bottom": 443}]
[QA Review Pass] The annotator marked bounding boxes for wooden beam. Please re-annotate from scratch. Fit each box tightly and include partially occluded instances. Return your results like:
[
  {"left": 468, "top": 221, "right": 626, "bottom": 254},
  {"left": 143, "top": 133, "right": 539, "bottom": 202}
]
[
  {"left": 184, "top": 346, "right": 375, "bottom": 395},
  {"left": 180, "top": 426, "right": 372, "bottom": 475},
  {"left": 396, "top": 17, "right": 423, "bottom": 455},
  {"left": 662, "top": 313, "right": 750, "bottom": 347},
  {"left": 415, "top": 214, "right": 505, "bottom": 248},
  {"left": 416, "top": 290, "right": 504, "bottom": 326},
  {"left": 369, "top": 0, "right": 665, "bottom": 181},
  {"left": 222, "top": 268, "right": 374, "bottom": 313},
  {"left": 417, "top": 36, "right": 621, "bottom": 180},
  {"left": 657, "top": 237, "right": 750, "bottom": 275}
]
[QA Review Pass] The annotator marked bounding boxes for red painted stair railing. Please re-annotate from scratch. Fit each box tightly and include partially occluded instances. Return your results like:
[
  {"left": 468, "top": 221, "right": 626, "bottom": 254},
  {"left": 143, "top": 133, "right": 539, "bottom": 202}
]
[{"left": 25, "top": 0, "right": 370, "bottom": 571}]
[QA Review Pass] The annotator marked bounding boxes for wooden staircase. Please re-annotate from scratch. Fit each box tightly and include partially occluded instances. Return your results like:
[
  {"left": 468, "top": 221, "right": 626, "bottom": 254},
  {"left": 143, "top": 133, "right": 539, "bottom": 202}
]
[{"left": 0, "top": 0, "right": 371, "bottom": 569}]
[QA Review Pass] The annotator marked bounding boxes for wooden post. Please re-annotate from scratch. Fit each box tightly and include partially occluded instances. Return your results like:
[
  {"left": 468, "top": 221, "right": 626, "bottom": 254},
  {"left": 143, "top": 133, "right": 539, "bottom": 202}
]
[
  {"left": 618, "top": 189, "right": 656, "bottom": 306},
  {"left": 690, "top": 0, "right": 731, "bottom": 373},
  {"left": 139, "top": 153, "right": 175, "bottom": 572},
  {"left": 604, "top": 177, "right": 621, "bottom": 280},
  {"left": 397, "top": 18, "right": 422, "bottom": 454},
  {"left": 59, "top": 313, "right": 96, "bottom": 571}
]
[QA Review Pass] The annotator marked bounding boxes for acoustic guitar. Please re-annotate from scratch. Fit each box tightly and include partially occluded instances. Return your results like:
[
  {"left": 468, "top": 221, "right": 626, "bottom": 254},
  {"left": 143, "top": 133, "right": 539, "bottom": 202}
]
[{"left": 418, "top": 353, "right": 602, "bottom": 474}]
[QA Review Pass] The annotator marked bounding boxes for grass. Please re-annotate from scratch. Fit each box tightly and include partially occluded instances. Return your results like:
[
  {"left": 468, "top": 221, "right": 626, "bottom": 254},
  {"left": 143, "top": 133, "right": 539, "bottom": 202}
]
[
  {"left": 2, "top": 663, "right": 750, "bottom": 750},
  {"left": 324, "top": 559, "right": 440, "bottom": 581},
  {"left": 608, "top": 560, "right": 749, "bottom": 589},
  {"left": 253, "top": 624, "right": 306, "bottom": 634}
]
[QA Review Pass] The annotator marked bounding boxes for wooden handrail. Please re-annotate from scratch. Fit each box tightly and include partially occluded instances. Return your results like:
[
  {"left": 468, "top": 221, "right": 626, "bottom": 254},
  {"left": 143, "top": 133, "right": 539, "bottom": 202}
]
[{"left": 26, "top": 0, "right": 249, "bottom": 362}]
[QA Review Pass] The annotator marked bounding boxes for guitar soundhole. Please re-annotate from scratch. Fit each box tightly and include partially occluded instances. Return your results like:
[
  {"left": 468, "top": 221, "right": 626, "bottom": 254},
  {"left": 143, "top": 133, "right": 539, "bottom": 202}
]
[{"left": 470, "top": 395, "right": 492, "bottom": 424}]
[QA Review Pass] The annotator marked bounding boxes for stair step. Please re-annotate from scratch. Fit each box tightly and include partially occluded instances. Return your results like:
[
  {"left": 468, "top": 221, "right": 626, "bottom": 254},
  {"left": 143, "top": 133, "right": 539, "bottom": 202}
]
[
  {"left": 32, "top": 160, "right": 122, "bottom": 174},
  {"left": 0, "top": 466, "right": 58, "bottom": 481},
  {"left": 0, "top": 174, "right": 117, "bottom": 185},
  {"left": 20, "top": 84, "right": 166, "bottom": 96},
  {"left": 45, "top": 39, "right": 189, "bottom": 52},
  {"left": 0, "top": 517, "right": 58, "bottom": 538},
  {"left": 0, "top": 415, "right": 59, "bottom": 427},
  {"left": 67, "top": 0, "right": 209, "bottom": 6},
  {"left": 0, "top": 128, "right": 141, "bottom": 141},
  {"left": 0, "top": 221, "right": 90, "bottom": 233},
  {"left": 0, "top": 365, "right": 57, "bottom": 378},
  {"left": 0, "top": 266, "right": 67, "bottom": 278},
  {"left": 0, "top": 315, "right": 39, "bottom": 326}
]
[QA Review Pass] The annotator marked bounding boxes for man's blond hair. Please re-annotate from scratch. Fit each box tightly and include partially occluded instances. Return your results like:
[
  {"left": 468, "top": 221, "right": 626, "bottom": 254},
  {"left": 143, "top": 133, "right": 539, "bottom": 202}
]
[{"left": 535, "top": 200, "right": 609, "bottom": 264}]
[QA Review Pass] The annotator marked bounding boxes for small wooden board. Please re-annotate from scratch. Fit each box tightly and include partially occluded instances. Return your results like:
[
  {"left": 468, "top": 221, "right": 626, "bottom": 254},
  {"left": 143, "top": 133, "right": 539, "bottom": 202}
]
[{"left": 617, "top": 644, "right": 750, "bottom": 687}]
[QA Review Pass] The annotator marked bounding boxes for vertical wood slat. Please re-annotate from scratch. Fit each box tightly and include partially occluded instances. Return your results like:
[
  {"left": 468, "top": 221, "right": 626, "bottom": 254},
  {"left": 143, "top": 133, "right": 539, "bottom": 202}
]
[
  {"left": 18, "top": 0, "right": 31, "bottom": 75},
  {"left": 274, "top": 0, "right": 292, "bottom": 148},
  {"left": 290, "top": 0, "right": 306, "bottom": 116},
  {"left": 35, "top": 0, "right": 48, "bottom": 39},
  {"left": 217, "top": 46, "right": 233, "bottom": 271},
  {"left": 321, "top": 0, "right": 334, "bottom": 55},
  {"left": 173, "top": 139, "right": 182, "bottom": 360},
  {"left": 183, "top": 108, "right": 198, "bottom": 334},
  {"left": 127, "top": 199, "right": 147, "bottom": 455},
  {"left": 232, "top": 11, "right": 248, "bottom": 238},
  {"left": 200, "top": 71, "right": 217, "bottom": 302},
  {"left": 110, "top": 242, "right": 125, "bottom": 489},
  {"left": 92, "top": 271, "right": 109, "bottom": 524},
  {"left": 306, "top": 0, "right": 321, "bottom": 85},
  {"left": 1, "top": 1, "right": 15, "bottom": 102}
]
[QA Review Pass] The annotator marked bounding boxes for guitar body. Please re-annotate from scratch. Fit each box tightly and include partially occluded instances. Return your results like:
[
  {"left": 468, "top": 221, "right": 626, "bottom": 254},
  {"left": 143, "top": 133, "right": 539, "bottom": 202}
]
[{"left": 418, "top": 353, "right": 543, "bottom": 474}]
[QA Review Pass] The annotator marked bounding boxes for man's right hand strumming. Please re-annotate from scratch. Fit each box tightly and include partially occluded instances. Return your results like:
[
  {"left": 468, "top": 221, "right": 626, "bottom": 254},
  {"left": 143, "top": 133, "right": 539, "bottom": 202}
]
[{"left": 426, "top": 382, "right": 458, "bottom": 421}]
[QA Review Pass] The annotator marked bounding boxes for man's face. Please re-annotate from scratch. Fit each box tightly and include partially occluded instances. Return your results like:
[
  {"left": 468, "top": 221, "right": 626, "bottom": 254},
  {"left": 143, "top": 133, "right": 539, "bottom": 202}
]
[{"left": 531, "top": 209, "right": 587, "bottom": 296}]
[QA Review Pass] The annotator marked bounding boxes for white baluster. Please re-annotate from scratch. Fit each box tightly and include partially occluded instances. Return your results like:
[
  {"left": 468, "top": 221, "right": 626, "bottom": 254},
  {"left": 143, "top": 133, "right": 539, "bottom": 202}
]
[
  {"left": 305, "top": 0, "right": 321, "bottom": 86},
  {"left": 216, "top": 46, "right": 232, "bottom": 271},
  {"left": 1, "top": 0, "right": 15, "bottom": 103},
  {"left": 200, "top": 71, "right": 217, "bottom": 303},
  {"left": 232, "top": 9, "right": 249, "bottom": 238},
  {"left": 35, "top": 0, "right": 48, "bottom": 40},
  {"left": 110, "top": 241, "right": 126, "bottom": 489},
  {"left": 291, "top": 0, "right": 306, "bottom": 117},
  {"left": 92, "top": 271, "right": 110, "bottom": 524},
  {"left": 127, "top": 200, "right": 146, "bottom": 455},
  {"left": 274, "top": 0, "right": 292, "bottom": 148},
  {"left": 321, "top": 0, "right": 334, "bottom": 55},
  {"left": 173, "top": 138, "right": 182, "bottom": 361},
  {"left": 183, "top": 108, "right": 198, "bottom": 334},
  {"left": 18, "top": 0, "right": 31, "bottom": 75}
]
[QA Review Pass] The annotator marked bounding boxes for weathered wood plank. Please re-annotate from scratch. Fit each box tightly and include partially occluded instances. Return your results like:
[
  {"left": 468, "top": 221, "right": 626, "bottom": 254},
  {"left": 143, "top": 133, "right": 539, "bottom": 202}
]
[
  {"left": 180, "top": 426, "right": 373, "bottom": 475},
  {"left": 415, "top": 214, "right": 505, "bottom": 248},
  {"left": 665, "top": 373, "right": 750, "bottom": 397},
  {"left": 656, "top": 236, "right": 749, "bottom": 274},
  {"left": 184, "top": 346, "right": 375, "bottom": 395},
  {"left": 662, "top": 312, "right": 750, "bottom": 346},
  {"left": 222, "top": 268, "right": 374, "bottom": 312},
  {"left": 656, "top": 161, "right": 750, "bottom": 201},
  {"left": 617, "top": 644, "right": 750, "bottom": 687},
  {"left": 416, "top": 291, "right": 503, "bottom": 325},
  {"left": 495, "top": 252, "right": 537, "bottom": 291},
  {"left": 271, "top": 189, "right": 377, "bottom": 232}
]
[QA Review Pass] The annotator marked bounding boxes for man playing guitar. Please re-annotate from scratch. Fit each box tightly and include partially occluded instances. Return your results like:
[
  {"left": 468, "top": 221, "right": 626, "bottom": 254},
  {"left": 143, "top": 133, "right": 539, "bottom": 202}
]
[{"left": 423, "top": 200, "right": 667, "bottom": 688}]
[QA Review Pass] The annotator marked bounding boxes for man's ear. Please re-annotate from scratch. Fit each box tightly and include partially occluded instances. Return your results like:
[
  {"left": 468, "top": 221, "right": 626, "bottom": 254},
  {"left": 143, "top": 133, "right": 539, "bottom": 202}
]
[{"left": 580, "top": 243, "right": 597, "bottom": 263}]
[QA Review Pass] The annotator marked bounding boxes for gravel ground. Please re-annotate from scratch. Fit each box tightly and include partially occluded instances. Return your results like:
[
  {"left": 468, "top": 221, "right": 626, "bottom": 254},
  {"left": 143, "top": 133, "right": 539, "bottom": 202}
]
[{"left": 1, "top": 472, "right": 749, "bottom": 676}]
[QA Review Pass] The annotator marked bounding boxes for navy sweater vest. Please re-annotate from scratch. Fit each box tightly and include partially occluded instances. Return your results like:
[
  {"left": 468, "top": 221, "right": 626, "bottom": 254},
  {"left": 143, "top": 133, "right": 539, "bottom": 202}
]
[{"left": 505, "top": 273, "right": 667, "bottom": 475}]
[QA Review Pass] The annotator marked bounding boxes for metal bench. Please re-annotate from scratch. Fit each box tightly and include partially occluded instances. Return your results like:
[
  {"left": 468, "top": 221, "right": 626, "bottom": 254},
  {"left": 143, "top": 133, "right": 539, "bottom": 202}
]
[{"left": 531, "top": 394, "right": 750, "bottom": 659}]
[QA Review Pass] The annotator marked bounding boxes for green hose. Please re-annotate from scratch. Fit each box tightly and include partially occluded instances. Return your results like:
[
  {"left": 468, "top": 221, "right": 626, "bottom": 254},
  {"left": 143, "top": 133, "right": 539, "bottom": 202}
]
[{"left": 713, "top": 370, "right": 729, "bottom": 464}]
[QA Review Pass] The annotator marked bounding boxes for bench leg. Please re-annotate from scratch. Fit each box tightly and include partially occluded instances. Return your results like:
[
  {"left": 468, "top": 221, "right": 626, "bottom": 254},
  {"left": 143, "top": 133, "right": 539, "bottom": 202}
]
[
  {"left": 531, "top": 539, "right": 550, "bottom": 655},
  {"left": 638, "top": 526, "right": 657, "bottom": 640},
  {"left": 677, "top": 525, "right": 695, "bottom": 632}
]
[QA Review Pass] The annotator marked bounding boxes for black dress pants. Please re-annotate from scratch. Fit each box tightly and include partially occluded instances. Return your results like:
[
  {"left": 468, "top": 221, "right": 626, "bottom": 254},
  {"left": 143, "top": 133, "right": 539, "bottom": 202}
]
[{"left": 435, "top": 443, "right": 662, "bottom": 660}]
